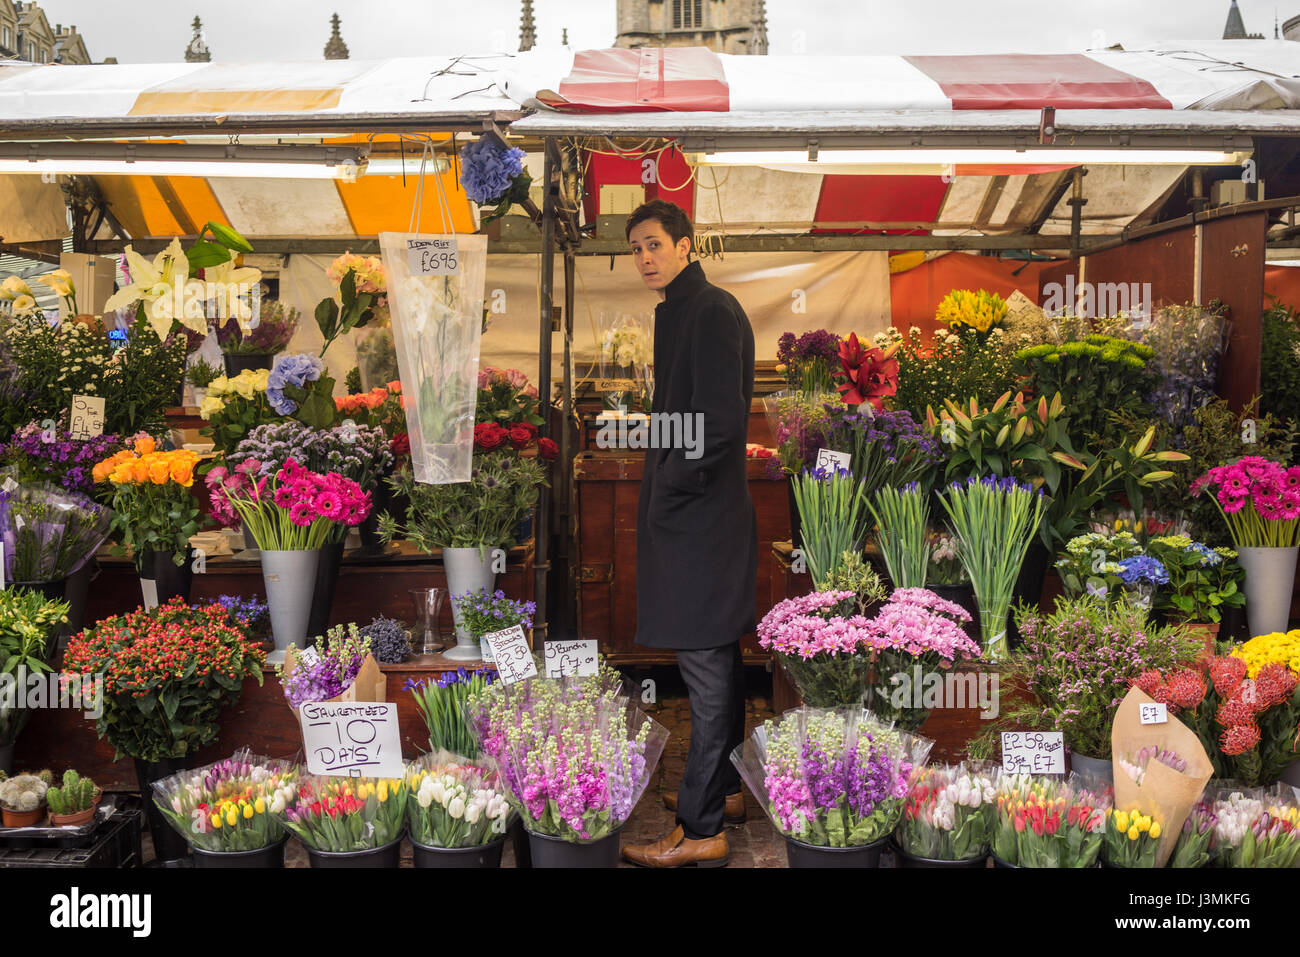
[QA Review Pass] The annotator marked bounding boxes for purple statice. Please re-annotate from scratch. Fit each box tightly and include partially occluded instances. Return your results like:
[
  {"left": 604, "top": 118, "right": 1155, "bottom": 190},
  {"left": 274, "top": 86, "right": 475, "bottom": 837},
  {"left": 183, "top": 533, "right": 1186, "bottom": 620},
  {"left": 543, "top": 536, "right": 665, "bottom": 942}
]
[
  {"left": 266, "top": 352, "right": 324, "bottom": 416},
  {"left": 1117, "top": 555, "right": 1170, "bottom": 586},
  {"left": 459, "top": 137, "right": 527, "bottom": 205},
  {"left": 0, "top": 424, "right": 127, "bottom": 494}
]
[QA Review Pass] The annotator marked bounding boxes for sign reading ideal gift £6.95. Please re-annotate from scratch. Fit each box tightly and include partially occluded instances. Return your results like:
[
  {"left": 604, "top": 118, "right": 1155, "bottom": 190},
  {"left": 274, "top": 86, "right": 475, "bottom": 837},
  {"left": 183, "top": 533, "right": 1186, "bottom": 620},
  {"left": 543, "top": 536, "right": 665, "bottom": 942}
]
[
  {"left": 299, "top": 701, "right": 405, "bottom": 778},
  {"left": 406, "top": 237, "right": 460, "bottom": 276}
]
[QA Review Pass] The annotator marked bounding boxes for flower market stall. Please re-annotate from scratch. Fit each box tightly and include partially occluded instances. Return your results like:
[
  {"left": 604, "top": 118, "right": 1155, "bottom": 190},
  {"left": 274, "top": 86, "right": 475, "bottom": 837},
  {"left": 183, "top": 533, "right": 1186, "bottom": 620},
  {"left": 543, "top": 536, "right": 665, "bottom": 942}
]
[{"left": 0, "top": 39, "right": 1299, "bottom": 882}]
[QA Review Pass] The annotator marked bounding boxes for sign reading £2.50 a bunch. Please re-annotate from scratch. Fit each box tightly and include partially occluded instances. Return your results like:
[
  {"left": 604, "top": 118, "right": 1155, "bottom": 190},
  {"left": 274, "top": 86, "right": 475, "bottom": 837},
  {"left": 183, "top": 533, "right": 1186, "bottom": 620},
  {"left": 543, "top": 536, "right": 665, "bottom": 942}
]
[{"left": 300, "top": 701, "right": 404, "bottom": 778}]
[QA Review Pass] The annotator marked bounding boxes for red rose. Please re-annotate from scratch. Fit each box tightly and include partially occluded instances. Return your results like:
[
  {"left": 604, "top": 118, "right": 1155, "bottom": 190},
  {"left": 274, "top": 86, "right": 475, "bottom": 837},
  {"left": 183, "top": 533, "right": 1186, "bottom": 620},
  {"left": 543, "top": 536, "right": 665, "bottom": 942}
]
[
  {"left": 391, "top": 433, "right": 410, "bottom": 456},
  {"left": 538, "top": 437, "right": 559, "bottom": 460},
  {"left": 475, "top": 423, "right": 506, "bottom": 451},
  {"left": 507, "top": 425, "right": 534, "bottom": 449}
]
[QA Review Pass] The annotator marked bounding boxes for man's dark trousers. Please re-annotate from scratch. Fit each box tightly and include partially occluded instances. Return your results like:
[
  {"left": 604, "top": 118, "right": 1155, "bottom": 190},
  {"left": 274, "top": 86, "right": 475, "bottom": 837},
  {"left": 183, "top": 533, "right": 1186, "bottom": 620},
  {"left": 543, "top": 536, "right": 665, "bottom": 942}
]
[{"left": 675, "top": 641, "right": 745, "bottom": 839}]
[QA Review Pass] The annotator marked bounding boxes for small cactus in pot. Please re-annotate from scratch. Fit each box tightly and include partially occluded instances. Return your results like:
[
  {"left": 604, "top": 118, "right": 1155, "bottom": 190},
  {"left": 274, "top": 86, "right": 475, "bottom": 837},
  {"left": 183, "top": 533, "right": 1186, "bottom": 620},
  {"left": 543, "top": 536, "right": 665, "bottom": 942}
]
[
  {"left": 0, "top": 773, "right": 50, "bottom": 826},
  {"left": 46, "top": 770, "right": 101, "bottom": 826}
]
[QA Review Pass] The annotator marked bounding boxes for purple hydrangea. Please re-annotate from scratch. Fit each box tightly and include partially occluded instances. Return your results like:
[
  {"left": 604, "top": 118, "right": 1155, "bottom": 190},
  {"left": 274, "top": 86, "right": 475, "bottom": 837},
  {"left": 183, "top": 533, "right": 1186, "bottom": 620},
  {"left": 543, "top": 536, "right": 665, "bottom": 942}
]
[
  {"left": 266, "top": 353, "right": 324, "bottom": 415},
  {"left": 1117, "top": 555, "right": 1170, "bottom": 586},
  {"left": 459, "top": 138, "right": 527, "bottom": 205}
]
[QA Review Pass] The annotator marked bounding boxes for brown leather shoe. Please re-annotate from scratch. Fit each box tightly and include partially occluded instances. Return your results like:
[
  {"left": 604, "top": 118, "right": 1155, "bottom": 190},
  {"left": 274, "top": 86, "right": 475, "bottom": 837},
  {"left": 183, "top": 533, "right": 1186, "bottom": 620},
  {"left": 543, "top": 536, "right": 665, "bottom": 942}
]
[
  {"left": 622, "top": 825, "right": 729, "bottom": 868},
  {"left": 662, "top": 790, "right": 746, "bottom": 823}
]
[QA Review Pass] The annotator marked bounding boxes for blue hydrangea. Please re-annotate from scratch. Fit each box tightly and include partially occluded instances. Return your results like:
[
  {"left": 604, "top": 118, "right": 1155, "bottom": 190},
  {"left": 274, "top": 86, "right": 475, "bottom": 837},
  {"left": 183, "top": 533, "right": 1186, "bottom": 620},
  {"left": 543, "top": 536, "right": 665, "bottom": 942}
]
[
  {"left": 459, "top": 137, "right": 526, "bottom": 205},
  {"left": 1117, "top": 555, "right": 1170, "bottom": 586},
  {"left": 266, "top": 352, "right": 324, "bottom": 415},
  {"left": 1189, "top": 542, "right": 1222, "bottom": 567}
]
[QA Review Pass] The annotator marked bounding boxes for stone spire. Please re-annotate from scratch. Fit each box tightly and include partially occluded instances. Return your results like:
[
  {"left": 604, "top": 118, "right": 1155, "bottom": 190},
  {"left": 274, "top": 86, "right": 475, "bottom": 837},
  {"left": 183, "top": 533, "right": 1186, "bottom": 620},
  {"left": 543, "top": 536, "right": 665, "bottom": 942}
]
[
  {"left": 562, "top": 27, "right": 568, "bottom": 46},
  {"left": 752, "top": 0, "right": 769, "bottom": 54},
  {"left": 324, "top": 12, "right": 349, "bottom": 59},
  {"left": 184, "top": 15, "right": 210, "bottom": 62},
  {"left": 519, "top": 0, "right": 536, "bottom": 51}
]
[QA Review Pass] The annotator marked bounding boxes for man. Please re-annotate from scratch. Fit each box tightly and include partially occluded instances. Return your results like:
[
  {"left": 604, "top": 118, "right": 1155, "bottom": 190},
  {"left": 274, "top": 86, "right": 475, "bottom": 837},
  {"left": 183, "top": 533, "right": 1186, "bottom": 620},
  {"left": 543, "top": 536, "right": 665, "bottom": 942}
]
[{"left": 619, "top": 200, "right": 757, "bottom": 868}]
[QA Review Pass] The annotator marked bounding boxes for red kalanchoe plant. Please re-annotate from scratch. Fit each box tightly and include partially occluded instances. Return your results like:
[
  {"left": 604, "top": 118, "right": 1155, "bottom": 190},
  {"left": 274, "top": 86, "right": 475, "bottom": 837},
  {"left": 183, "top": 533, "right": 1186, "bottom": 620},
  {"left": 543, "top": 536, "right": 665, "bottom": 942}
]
[
  {"left": 61, "top": 599, "right": 265, "bottom": 762},
  {"left": 835, "top": 332, "right": 899, "bottom": 410}
]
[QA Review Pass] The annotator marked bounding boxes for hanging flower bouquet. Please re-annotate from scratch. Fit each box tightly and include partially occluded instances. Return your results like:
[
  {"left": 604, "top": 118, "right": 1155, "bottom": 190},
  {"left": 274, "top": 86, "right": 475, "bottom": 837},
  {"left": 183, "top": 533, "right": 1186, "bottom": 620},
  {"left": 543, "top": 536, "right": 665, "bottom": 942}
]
[
  {"left": 731, "top": 707, "right": 931, "bottom": 848},
  {"left": 153, "top": 750, "right": 299, "bottom": 852},
  {"left": 283, "top": 775, "right": 408, "bottom": 852},
  {"left": 405, "top": 754, "right": 513, "bottom": 849},
  {"left": 896, "top": 762, "right": 996, "bottom": 861},
  {"left": 466, "top": 672, "right": 667, "bottom": 843}
]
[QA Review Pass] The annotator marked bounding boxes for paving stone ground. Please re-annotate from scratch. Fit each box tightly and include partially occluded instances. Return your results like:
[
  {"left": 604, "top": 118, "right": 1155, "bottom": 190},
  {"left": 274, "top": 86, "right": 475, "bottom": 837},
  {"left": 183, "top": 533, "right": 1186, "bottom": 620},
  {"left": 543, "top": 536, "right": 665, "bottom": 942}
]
[{"left": 142, "top": 666, "right": 790, "bottom": 868}]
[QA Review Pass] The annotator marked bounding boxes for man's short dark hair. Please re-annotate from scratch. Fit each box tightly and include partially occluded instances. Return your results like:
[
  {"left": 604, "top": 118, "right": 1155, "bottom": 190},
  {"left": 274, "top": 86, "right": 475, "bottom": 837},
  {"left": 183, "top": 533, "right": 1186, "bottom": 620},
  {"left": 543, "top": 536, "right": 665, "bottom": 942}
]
[{"left": 625, "top": 199, "right": 694, "bottom": 258}]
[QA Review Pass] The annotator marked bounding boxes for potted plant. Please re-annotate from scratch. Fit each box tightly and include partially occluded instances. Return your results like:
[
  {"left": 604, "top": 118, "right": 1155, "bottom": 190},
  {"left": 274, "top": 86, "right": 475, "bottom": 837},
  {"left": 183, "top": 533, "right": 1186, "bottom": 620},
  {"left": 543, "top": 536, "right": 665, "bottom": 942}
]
[
  {"left": 61, "top": 599, "right": 266, "bottom": 862},
  {"left": 450, "top": 588, "right": 535, "bottom": 664},
  {"left": 283, "top": 775, "right": 408, "bottom": 867},
  {"left": 731, "top": 707, "right": 929, "bottom": 868},
  {"left": 0, "top": 771, "right": 50, "bottom": 827},
  {"left": 407, "top": 668, "right": 497, "bottom": 757},
  {"left": 380, "top": 432, "right": 551, "bottom": 659},
  {"left": 406, "top": 755, "right": 513, "bottom": 868},
  {"left": 1191, "top": 456, "right": 1300, "bottom": 637},
  {"left": 45, "top": 770, "right": 101, "bottom": 828},
  {"left": 972, "top": 595, "right": 1201, "bottom": 777},
  {"left": 466, "top": 668, "right": 666, "bottom": 867},
  {"left": 894, "top": 763, "right": 996, "bottom": 868},
  {"left": 0, "top": 589, "right": 69, "bottom": 774},
  {"left": 1055, "top": 531, "right": 1146, "bottom": 602},
  {"left": 757, "top": 590, "right": 880, "bottom": 708},
  {"left": 216, "top": 299, "right": 299, "bottom": 377},
  {"left": 92, "top": 436, "right": 202, "bottom": 606},
  {"left": 1145, "top": 535, "right": 1246, "bottom": 652},
  {"left": 208, "top": 457, "right": 370, "bottom": 664},
  {"left": 185, "top": 356, "right": 222, "bottom": 407},
  {"left": 153, "top": 751, "right": 300, "bottom": 867}
]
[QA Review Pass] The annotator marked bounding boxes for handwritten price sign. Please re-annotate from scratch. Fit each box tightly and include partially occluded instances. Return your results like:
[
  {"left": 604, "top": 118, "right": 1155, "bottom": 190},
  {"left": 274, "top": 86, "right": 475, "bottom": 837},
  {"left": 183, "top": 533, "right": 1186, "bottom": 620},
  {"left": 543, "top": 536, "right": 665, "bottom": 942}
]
[
  {"left": 482, "top": 624, "right": 537, "bottom": 686},
  {"left": 1001, "top": 731, "right": 1065, "bottom": 775},
  {"left": 1139, "top": 703, "right": 1169, "bottom": 725},
  {"left": 544, "top": 639, "right": 599, "bottom": 678},
  {"left": 300, "top": 701, "right": 404, "bottom": 778},
  {"left": 814, "top": 448, "right": 852, "bottom": 473},
  {"left": 406, "top": 238, "right": 460, "bottom": 276},
  {"left": 69, "top": 395, "right": 106, "bottom": 440}
]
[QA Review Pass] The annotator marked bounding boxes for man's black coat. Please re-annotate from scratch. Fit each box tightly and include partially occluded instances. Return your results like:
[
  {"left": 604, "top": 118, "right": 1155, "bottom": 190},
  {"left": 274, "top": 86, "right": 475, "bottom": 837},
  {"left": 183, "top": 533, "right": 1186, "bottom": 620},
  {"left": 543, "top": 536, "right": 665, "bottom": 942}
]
[{"left": 634, "top": 260, "right": 757, "bottom": 651}]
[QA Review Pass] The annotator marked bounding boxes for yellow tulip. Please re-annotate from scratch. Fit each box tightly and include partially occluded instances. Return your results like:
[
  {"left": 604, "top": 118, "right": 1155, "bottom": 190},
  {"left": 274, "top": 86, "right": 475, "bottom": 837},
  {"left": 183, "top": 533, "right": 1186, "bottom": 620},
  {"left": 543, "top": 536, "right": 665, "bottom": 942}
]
[
  {"left": 378, "top": 781, "right": 388, "bottom": 803},
  {"left": 226, "top": 809, "right": 238, "bottom": 827},
  {"left": 1127, "top": 825, "right": 1139, "bottom": 841},
  {"left": 243, "top": 804, "right": 254, "bottom": 820},
  {"left": 1114, "top": 811, "right": 1128, "bottom": 832},
  {"left": 1150, "top": 822, "right": 1161, "bottom": 839},
  {"left": 254, "top": 797, "right": 265, "bottom": 814},
  {"left": 212, "top": 813, "right": 223, "bottom": 829}
]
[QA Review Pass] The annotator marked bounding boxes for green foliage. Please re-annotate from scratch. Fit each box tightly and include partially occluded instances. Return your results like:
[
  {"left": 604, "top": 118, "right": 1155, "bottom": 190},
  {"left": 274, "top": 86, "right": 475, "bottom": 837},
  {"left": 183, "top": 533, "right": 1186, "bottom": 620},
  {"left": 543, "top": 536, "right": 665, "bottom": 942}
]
[
  {"left": 1145, "top": 536, "right": 1245, "bottom": 624},
  {"left": 812, "top": 549, "right": 887, "bottom": 612},
  {"left": 344, "top": 366, "right": 363, "bottom": 395},
  {"left": 315, "top": 268, "right": 376, "bottom": 357},
  {"left": 886, "top": 326, "right": 1022, "bottom": 420},
  {"left": 1014, "top": 334, "right": 1158, "bottom": 449},
  {"left": 1259, "top": 299, "right": 1300, "bottom": 449},
  {"left": 185, "top": 356, "right": 222, "bottom": 388}
]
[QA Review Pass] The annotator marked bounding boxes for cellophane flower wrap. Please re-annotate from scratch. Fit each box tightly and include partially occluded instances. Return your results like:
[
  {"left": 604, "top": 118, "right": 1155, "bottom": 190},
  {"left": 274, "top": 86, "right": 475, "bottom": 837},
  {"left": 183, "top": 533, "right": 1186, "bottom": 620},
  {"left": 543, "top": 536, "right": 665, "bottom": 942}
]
[
  {"left": 991, "top": 772, "right": 1110, "bottom": 868},
  {"left": 0, "top": 424, "right": 126, "bottom": 495},
  {"left": 283, "top": 774, "right": 408, "bottom": 852},
  {"left": 1169, "top": 798, "right": 1217, "bottom": 868},
  {"left": 1191, "top": 456, "right": 1300, "bottom": 548},
  {"left": 732, "top": 707, "right": 932, "bottom": 848},
  {"left": 405, "top": 751, "right": 513, "bottom": 848},
  {"left": 0, "top": 480, "right": 112, "bottom": 584},
  {"left": 597, "top": 313, "right": 653, "bottom": 412},
  {"left": 1208, "top": 786, "right": 1300, "bottom": 868},
  {"left": 896, "top": 761, "right": 996, "bottom": 860},
  {"left": 466, "top": 667, "right": 667, "bottom": 843},
  {"left": 153, "top": 750, "right": 299, "bottom": 852}
]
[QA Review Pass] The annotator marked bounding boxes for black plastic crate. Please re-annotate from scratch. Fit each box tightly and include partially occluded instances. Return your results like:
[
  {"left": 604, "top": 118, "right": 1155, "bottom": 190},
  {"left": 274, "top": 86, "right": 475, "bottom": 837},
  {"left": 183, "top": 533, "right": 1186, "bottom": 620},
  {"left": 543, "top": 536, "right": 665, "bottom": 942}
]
[
  {"left": 0, "top": 798, "right": 143, "bottom": 868},
  {"left": 0, "top": 795, "right": 136, "bottom": 851}
]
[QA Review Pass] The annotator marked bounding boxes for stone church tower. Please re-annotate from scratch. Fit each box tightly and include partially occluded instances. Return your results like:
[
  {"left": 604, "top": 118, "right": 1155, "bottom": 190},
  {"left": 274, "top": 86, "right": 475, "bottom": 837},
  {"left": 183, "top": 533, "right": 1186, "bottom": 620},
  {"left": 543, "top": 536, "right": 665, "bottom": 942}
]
[{"left": 615, "top": 0, "right": 768, "bottom": 54}]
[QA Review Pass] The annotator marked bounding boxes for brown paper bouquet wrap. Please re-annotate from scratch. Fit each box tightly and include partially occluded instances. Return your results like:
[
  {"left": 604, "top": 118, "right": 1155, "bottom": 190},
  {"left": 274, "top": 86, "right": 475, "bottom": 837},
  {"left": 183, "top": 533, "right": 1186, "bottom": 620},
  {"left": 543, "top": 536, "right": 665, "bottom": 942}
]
[
  {"left": 281, "top": 651, "right": 386, "bottom": 712},
  {"left": 1111, "top": 686, "right": 1213, "bottom": 867}
]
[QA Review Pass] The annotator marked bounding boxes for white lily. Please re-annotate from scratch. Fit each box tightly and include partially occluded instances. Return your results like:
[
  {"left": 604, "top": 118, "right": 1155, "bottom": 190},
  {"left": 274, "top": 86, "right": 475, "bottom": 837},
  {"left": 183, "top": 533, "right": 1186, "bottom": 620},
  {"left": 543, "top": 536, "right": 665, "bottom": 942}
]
[
  {"left": 202, "top": 258, "right": 262, "bottom": 325},
  {"left": 103, "top": 239, "right": 191, "bottom": 341}
]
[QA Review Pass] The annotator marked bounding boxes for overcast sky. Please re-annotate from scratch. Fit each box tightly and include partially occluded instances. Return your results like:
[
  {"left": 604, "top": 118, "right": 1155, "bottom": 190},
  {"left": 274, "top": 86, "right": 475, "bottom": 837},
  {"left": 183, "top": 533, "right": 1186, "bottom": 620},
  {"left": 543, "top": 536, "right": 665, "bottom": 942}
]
[{"left": 37, "top": 0, "right": 1289, "bottom": 62}]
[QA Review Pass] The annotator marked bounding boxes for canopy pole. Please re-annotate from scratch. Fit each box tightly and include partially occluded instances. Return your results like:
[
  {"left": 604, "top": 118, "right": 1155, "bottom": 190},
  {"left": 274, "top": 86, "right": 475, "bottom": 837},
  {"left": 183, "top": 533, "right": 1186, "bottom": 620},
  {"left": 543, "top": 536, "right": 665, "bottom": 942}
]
[
  {"left": 533, "top": 138, "right": 559, "bottom": 645},
  {"left": 561, "top": 237, "right": 576, "bottom": 643}
]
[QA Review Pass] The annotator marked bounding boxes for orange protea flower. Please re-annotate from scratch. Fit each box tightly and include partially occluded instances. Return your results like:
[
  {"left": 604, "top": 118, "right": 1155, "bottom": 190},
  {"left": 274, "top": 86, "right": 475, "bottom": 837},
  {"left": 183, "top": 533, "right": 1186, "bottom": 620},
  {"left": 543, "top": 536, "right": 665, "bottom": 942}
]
[
  {"left": 1253, "top": 662, "right": 1298, "bottom": 708},
  {"left": 1167, "top": 670, "right": 1207, "bottom": 710},
  {"left": 1209, "top": 656, "right": 1248, "bottom": 698},
  {"left": 1216, "top": 694, "right": 1258, "bottom": 728},
  {"left": 1220, "top": 722, "right": 1261, "bottom": 756}
]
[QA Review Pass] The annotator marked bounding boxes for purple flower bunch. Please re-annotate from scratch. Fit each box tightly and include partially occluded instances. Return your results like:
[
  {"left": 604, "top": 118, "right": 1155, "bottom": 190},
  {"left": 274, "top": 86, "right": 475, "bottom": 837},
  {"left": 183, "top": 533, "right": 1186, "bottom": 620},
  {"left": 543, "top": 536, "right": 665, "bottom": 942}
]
[
  {"left": 466, "top": 675, "right": 666, "bottom": 842},
  {"left": 216, "top": 594, "right": 270, "bottom": 641},
  {"left": 758, "top": 590, "right": 873, "bottom": 660},
  {"left": 230, "top": 420, "right": 394, "bottom": 490},
  {"left": 216, "top": 301, "right": 298, "bottom": 355},
  {"left": 777, "top": 330, "right": 842, "bottom": 366},
  {"left": 745, "top": 708, "right": 928, "bottom": 846},
  {"left": 0, "top": 423, "right": 127, "bottom": 494},
  {"left": 459, "top": 137, "right": 527, "bottom": 206},
  {"left": 266, "top": 353, "right": 325, "bottom": 416},
  {"left": 821, "top": 406, "right": 944, "bottom": 495},
  {"left": 279, "top": 623, "right": 373, "bottom": 711}
]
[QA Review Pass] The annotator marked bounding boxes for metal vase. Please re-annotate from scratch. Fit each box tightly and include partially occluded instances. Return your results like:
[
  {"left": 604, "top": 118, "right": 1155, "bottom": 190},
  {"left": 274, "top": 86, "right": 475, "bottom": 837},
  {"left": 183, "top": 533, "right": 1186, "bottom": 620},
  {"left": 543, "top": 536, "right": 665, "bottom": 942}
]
[
  {"left": 1236, "top": 546, "right": 1298, "bottom": 638},
  {"left": 441, "top": 546, "right": 496, "bottom": 661},
  {"left": 261, "top": 549, "right": 322, "bottom": 665}
]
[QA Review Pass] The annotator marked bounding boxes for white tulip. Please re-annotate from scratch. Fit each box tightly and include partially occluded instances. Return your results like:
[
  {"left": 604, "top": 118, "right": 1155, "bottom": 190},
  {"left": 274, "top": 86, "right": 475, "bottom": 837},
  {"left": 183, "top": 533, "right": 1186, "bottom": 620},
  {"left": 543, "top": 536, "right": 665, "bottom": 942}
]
[
  {"left": 465, "top": 802, "right": 483, "bottom": 825},
  {"left": 448, "top": 797, "right": 466, "bottom": 819}
]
